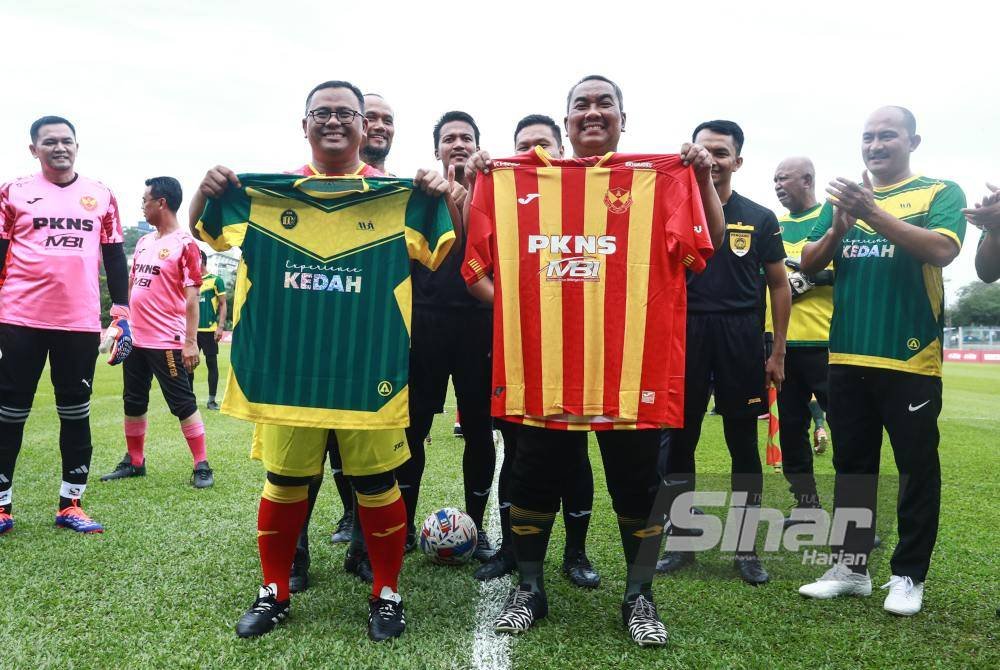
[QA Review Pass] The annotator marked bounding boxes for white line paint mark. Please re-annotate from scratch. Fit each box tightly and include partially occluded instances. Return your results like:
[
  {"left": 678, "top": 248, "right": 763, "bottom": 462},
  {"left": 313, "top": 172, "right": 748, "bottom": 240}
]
[{"left": 471, "top": 429, "right": 512, "bottom": 670}]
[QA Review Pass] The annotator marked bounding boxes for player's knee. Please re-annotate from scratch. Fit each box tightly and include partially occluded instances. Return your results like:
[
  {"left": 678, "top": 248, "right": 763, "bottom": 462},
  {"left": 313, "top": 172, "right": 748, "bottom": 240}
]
[
  {"left": 0, "top": 395, "right": 33, "bottom": 426},
  {"left": 351, "top": 471, "right": 396, "bottom": 497},
  {"left": 55, "top": 393, "right": 91, "bottom": 422},
  {"left": 351, "top": 471, "right": 401, "bottom": 508},
  {"left": 168, "top": 398, "right": 197, "bottom": 420},
  {"left": 263, "top": 471, "right": 312, "bottom": 503},
  {"left": 123, "top": 400, "right": 149, "bottom": 417}
]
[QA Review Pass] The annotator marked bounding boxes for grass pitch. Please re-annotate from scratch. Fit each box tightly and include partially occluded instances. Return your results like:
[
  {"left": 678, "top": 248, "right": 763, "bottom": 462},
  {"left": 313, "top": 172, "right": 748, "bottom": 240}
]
[{"left": 1, "top": 355, "right": 997, "bottom": 669}]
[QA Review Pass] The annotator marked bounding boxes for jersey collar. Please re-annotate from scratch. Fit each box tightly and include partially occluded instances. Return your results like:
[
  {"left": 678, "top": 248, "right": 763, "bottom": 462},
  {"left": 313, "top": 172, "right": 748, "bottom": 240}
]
[{"left": 306, "top": 162, "right": 369, "bottom": 177}]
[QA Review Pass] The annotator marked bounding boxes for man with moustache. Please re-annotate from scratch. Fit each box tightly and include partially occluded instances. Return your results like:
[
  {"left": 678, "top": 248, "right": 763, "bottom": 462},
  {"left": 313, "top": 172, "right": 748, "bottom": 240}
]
[
  {"left": 290, "top": 93, "right": 401, "bottom": 594},
  {"left": 798, "top": 106, "right": 966, "bottom": 616},
  {"left": 190, "top": 79, "right": 455, "bottom": 641}
]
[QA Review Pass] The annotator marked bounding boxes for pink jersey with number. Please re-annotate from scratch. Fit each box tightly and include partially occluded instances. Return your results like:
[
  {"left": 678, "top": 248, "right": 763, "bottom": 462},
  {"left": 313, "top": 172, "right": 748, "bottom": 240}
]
[
  {"left": 130, "top": 229, "right": 202, "bottom": 349},
  {"left": 0, "top": 173, "right": 124, "bottom": 332}
]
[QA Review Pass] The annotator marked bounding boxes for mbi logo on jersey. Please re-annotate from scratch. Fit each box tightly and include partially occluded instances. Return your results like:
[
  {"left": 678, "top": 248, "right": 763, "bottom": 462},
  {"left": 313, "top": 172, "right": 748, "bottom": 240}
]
[
  {"left": 527, "top": 234, "right": 616, "bottom": 282},
  {"left": 44, "top": 233, "right": 84, "bottom": 248}
]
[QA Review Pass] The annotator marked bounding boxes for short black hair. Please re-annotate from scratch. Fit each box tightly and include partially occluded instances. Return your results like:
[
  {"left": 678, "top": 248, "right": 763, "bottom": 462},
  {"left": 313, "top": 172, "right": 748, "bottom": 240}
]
[
  {"left": 566, "top": 75, "right": 624, "bottom": 112},
  {"left": 30, "top": 115, "right": 76, "bottom": 143},
  {"left": 145, "top": 176, "right": 183, "bottom": 213},
  {"left": 514, "top": 114, "right": 562, "bottom": 148},
  {"left": 888, "top": 105, "right": 917, "bottom": 137},
  {"left": 305, "top": 80, "right": 365, "bottom": 113},
  {"left": 692, "top": 119, "right": 745, "bottom": 155},
  {"left": 433, "top": 111, "right": 480, "bottom": 149},
  {"left": 200, "top": 249, "right": 208, "bottom": 266}
]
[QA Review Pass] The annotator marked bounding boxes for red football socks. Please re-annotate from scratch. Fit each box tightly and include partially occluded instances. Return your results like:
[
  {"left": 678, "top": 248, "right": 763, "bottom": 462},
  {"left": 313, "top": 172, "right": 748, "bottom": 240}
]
[
  {"left": 257, "top": 495, "right": 308, "bottom": 601},
  {"left": 181, "top": 420, "right": 207, "bottom": 463},
  {"left": 124, "top": 418, "right": 147, "bottom": 466},
  {"left": 357, "top": 494, "right": 407, "bottom": 597}
]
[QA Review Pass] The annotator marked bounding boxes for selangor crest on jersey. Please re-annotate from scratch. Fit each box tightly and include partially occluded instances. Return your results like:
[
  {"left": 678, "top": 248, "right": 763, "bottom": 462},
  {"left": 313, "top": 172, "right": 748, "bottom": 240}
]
[
  {"left": 80, "top": 196, "right": 98, "bottom": 211},
  {"left": 158, "top": 248, "right": 170, "bottom": 260},
  {"left": 603, "top": 187, "right": 632, "bottom": 214},
  {"left": 729, "top": 231, "right": 751, "bottom": 257}
]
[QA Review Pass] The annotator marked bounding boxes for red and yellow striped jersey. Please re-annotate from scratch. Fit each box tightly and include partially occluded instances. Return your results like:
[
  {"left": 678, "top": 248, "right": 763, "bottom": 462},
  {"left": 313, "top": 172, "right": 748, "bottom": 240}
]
[{"left": 462, "top": 148, "right": 713, "bottom": 430}]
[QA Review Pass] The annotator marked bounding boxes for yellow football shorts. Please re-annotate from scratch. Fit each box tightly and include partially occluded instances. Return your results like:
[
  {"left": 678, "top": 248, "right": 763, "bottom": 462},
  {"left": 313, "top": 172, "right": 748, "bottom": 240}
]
[{"left": 250, "top": 424, "right": 410, "bottom": 478}]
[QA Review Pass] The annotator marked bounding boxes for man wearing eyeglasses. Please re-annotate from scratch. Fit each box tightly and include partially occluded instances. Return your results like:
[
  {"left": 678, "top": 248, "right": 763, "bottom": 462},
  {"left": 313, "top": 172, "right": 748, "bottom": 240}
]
[
  {"left": 189, "top": 79, "right": 456, "bottom": 642},
  {"left": 291, "top": 92, "right": 399, "bottom": 595}
]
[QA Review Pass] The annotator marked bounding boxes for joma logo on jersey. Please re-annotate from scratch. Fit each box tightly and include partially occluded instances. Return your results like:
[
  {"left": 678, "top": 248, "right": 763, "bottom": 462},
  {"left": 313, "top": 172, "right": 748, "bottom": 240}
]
[
  {"left": 357, "top": 220, "right": 374, "bottom": 230},
  {"left": 33, "top": 217, "right": 94, "bottom": 231},
  {"left": 541, "top": 256, "right": 601, "bottom": 281},
  {"left": 842, "top": 243, "right": 895, "bottom": 258},
  {"left": 283, "top": 272, "right": 361, "bottom": 293},
  {"left": 527, "top": 234, "right": 616, "bottom": 255},
  {"left": 44, "top": 234, "right": 84, "bottom": 248}
]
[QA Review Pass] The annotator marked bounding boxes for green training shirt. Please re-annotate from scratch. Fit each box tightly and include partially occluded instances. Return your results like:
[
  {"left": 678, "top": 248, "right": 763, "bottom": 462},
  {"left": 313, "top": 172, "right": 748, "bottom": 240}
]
[{"left": 808, "top": 175, "right": 965, "bottom": 376}]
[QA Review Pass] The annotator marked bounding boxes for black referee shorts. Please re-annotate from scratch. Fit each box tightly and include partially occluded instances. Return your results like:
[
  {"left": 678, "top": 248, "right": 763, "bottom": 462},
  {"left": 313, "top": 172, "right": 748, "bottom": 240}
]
[
  {"left": 196, "top": 331, "right": 219, "bottom": 356},
  {"left": 684, "top": 311, "right": 766, "bottom": 419},
  {"left": 0, "top": 323, "right": 98, "bottom": 405},
  {"left": 123, "top": 347, "right": 197, "bottom": 419},
  {"left": 408, "top": 307, "right": 492, "bottom": 417}
]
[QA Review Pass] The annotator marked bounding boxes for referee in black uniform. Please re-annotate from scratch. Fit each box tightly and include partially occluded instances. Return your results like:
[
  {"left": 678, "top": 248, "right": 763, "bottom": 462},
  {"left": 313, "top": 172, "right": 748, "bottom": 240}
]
[
  {"left": 396, "top": 111, "right": 496, "bottom": 559},
  {"left": 657, "top": 120, "right": 791, "bottom": 584}
]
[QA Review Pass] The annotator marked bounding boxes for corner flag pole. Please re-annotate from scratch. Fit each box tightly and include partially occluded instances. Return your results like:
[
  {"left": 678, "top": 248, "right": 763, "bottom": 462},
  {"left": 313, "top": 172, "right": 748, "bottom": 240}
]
[{"left": 764, "top": 332, "right": 782, "bottom": 472}]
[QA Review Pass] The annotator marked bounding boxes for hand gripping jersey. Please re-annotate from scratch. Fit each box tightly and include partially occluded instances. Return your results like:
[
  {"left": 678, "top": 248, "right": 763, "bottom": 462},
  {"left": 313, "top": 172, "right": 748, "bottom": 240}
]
[
  {"left": 130, "top": 229, "right": 203, "bottom": 349},
  {"left": 197, "top": 173, "right": 454, "bottom": 428},
  {"left": 0, "top": 173, "right": 124, "bottom": 332},
  {"left": 462, "top": 148, "right": 714, "bottom": 430},
  {"left": 765, "top": 204, "right": 833, "bottom": 346},
  {"left": 808, "top": 175, "right": 966, "bottom": 376},
  {"left": 198, "top": 273, "right": 227, "bottom": 331}
]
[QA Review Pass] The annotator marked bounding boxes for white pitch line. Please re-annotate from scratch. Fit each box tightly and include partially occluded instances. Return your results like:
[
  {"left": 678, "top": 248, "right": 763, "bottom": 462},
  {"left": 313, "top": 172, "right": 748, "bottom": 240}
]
[{"left": 471, "top": 429, "right": 512, "bottom": 670}]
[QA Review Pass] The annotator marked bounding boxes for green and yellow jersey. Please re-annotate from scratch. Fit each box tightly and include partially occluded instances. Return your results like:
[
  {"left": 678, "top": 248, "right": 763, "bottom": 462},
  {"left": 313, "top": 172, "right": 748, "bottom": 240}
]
[
  {"left": 807, "top": 175, "right": 966, "bottom": 376},
  {"left": 766, "top": 204, "right": 833, "bottom": 346},
  {"left": 197, "top": 173, "right": 455, "bottom": 428},
  {"left": 198, "top": 273, "right": 226, "bottom": 332}
]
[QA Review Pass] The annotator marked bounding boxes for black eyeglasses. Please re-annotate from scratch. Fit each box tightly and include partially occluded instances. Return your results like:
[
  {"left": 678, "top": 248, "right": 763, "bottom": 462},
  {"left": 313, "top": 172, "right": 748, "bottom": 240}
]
[{"left": 308, "top": 108, "right": 363, "bottom": 125}]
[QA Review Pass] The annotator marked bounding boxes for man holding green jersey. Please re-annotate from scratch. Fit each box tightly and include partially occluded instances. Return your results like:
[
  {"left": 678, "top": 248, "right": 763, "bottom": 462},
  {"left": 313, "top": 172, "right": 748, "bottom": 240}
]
[{"left": 798, "top": 106, "right": 966, "bottom": 616}]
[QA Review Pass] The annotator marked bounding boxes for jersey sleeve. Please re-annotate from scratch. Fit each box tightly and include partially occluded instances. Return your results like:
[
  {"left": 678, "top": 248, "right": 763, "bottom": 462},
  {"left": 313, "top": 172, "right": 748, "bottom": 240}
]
[
  {"left": 100, "top": 191, "right": 125, "bottom": 244},
  {"left": 214, "top": 274, "right": 226, "bottom": 295},
  {"left": 461, "top": 172, "right": 496, "bottom": 285},
  {"left": 759, "top": 210, "right": 786, "bottom": 263},
  {"left": 0, "top": 182, "right": 14, "bottom": 241},
  {"left": 180, "top": 241, "right": 203, "bottom": 288},
  {"left": 807, "top": 202, "right": 835, "bottom": 242},
  {"left": 196, "top": 185, "right": 250, "bottom": 252},
  {"left": 403, "top": 188, "right": 456, "bottom": 270},
  {"left": 926, "top": 181, "right": 967, "bottom": 250},
  {"left": 663, "top": 167, "right": 713, "bottom": 273}
]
